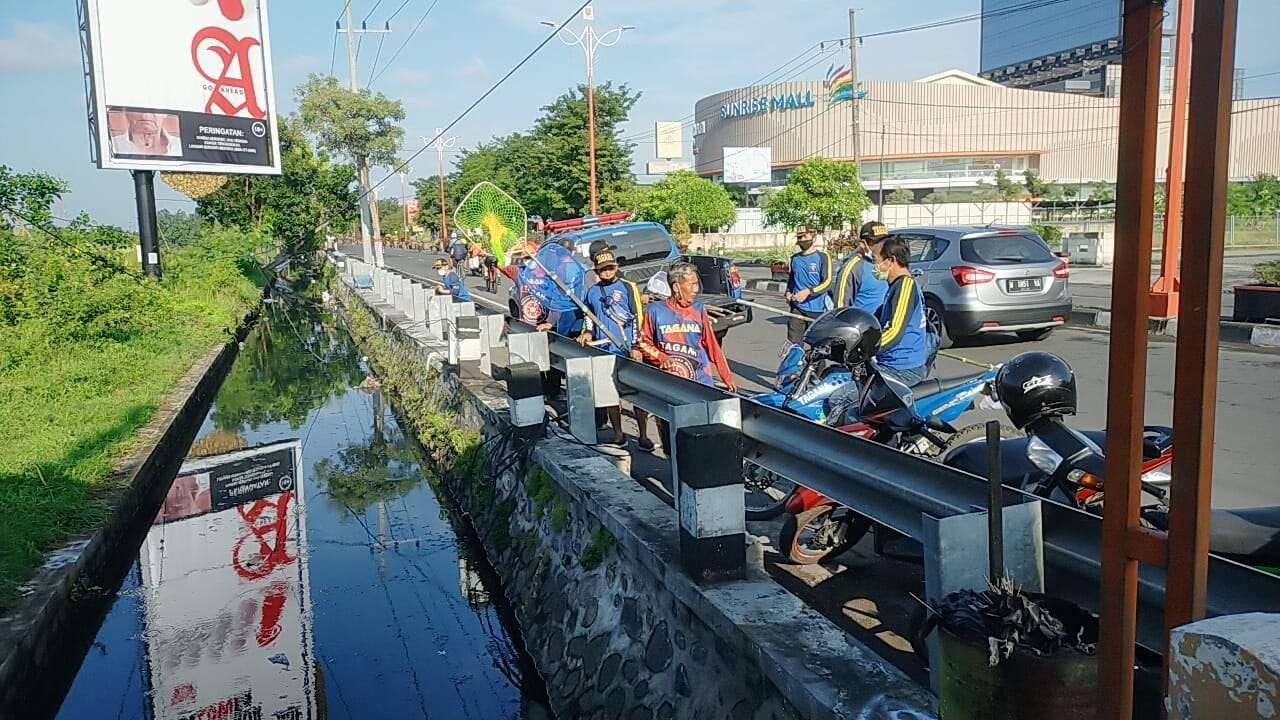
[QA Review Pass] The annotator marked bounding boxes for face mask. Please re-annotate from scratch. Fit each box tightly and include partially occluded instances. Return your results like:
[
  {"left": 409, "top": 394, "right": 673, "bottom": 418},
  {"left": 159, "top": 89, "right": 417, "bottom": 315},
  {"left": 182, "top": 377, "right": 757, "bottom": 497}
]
[
  {"left": 797, "top": 239, "right": 815, "bottom": 251},
  {"left": 870, "top": 260, "right": 888, "bottom": 280},
  {"left": 437, "top": 268, "right": 449, "bottom": 277}
]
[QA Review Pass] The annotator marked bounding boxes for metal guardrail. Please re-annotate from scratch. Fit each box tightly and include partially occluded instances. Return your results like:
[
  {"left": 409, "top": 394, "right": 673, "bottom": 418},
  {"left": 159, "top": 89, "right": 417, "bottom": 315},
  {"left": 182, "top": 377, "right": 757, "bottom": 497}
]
[{"left": 342, "top": 258, "right": 1280, "bottom": 656}]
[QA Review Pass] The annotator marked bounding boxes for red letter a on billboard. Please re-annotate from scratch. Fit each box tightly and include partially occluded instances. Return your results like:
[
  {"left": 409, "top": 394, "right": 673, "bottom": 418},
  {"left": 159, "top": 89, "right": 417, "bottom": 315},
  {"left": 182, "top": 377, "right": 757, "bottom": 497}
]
[{"left": 192, "top": 26, "right": 266, "bottom": 119}]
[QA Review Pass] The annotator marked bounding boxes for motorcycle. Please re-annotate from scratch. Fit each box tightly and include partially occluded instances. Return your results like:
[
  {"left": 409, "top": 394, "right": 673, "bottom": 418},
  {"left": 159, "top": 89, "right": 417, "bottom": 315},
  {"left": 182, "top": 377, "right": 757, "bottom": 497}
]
[
  {"left": 768, "top": 359, "right": 1020, "bottom": 564},
  {"left": 743, "top": 341, "right": 1001, "bottom": 522}
]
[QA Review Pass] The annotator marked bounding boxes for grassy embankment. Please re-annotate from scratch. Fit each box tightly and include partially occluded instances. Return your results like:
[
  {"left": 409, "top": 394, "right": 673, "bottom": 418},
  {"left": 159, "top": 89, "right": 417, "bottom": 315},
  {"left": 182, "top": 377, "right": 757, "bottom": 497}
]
[{"left": 0, "top": 228, "right": 268, "bottom": 607}]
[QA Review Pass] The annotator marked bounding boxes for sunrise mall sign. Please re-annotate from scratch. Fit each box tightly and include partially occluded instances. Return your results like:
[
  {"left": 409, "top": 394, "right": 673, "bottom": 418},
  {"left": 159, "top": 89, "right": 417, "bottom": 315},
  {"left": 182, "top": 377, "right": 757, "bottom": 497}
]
[
  {"left": 81, "top": 0, "right": 281, "bottom": 174},
  {"left": 719, "top": 90, "right": 816, "bottom": 120}
]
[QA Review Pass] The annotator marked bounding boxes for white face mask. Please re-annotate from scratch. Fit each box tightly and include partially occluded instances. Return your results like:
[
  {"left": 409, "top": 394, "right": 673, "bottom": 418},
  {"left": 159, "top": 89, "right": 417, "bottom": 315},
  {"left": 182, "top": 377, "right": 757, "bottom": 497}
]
[{"left": 437, "top": 268, "right": 449, "bottom": 277}]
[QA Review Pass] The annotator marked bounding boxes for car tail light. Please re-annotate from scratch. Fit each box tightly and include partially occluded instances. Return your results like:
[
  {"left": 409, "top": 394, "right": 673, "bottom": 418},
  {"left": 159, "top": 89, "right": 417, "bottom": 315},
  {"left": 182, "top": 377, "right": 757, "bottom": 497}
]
[
  {"left": 1053, "top": 260, "right": 1070, "bottom": 280},
  {"left": 951, "top": 265, "right": 995, "bottom": 286},
  {"left": 729, "top": 263, "right": 743, "bottom": 289}
]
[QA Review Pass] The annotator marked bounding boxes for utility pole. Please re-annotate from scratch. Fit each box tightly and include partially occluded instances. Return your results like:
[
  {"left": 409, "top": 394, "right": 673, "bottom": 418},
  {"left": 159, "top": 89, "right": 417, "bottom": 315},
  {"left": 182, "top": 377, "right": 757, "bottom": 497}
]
[
  {"left": 849, "top": 9, "right": 861, "bottom": 171},
  {"left": 878, "top": 123, "right": 886, "bottom": 223},
  {"left": 338, "top": 8, "right": 390, "bottom": 266},
  {"left": 424, "top": 131, "right": 459, "bottom": 250},
  {"left": 543, "top": 8, "right": 633, "bottom": 217},
  {"left": 399, "top": 167, "right": 410, "bottom": 244},
  {"left": 132, "top": 170, "right": 161, "bottom": 278}
]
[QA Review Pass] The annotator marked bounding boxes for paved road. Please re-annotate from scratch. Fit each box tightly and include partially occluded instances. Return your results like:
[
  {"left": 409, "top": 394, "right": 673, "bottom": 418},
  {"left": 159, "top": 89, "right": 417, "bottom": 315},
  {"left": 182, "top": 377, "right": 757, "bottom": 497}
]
[
  {"left": 348, "top": 244, "right": 1280, "bottom": 509},
  {"left": 1067, "top": 249, "right": 1280, "bottom": 314}
]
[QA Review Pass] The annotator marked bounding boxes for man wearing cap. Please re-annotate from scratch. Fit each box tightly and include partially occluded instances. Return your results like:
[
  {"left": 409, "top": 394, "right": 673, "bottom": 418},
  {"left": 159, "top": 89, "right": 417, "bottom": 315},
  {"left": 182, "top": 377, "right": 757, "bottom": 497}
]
[
  {"left": 784, "top": 225, "right": 833, "bottom": 345},
  {"left": 580, "top": 245, "right": 646, "bottom": 446},
  {"left": 833, "top": 221, "right": 891, "bottom": 313},
  {"left": 433, "top": 258, "right": 472, "bottom": 301}
]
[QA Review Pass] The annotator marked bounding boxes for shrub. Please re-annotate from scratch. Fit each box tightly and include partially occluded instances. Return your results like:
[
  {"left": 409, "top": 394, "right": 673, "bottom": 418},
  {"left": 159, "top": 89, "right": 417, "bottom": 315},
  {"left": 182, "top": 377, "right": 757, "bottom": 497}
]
[
  {"left": 1029, "top": 224, "right": 1063, "bottom": 250},
  {"left": 1254, "top": 260, "right": 1280, "bottom": 286}
]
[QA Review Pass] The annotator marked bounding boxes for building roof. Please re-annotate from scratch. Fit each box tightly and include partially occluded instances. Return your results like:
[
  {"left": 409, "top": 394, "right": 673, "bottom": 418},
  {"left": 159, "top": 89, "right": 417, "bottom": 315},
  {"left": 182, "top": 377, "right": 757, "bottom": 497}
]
[{"left": 914, "top": 69, "right": 1001, "bottom": 87}]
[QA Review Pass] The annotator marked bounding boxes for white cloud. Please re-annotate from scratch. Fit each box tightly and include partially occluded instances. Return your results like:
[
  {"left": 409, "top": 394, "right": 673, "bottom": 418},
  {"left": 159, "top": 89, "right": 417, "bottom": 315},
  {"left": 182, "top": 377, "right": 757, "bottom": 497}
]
[
  {"left": 386, "top": 67, "right": 433, "bottom": 87},
  {"left": 455, "top": 56, "right": 489, "bottom": 80},
  {"left": 0, "top": 21, "right": 80, "bottom": 72}
]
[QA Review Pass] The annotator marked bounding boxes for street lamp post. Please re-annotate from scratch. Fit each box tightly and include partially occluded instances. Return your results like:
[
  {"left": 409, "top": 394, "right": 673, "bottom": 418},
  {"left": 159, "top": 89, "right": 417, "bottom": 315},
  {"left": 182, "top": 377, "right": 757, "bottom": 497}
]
[
  {"left": 423, "top": 130, "right": 459, "bottom": 249},
  {"left": 542, "top": 8, "right": 633, "bottom": 215}
]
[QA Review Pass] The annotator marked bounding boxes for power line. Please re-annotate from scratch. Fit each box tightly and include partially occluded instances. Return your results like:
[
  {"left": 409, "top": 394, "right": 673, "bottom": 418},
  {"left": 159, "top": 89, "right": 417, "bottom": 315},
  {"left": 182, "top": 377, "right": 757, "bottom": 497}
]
[
  {"left": 385, "top": 0, "right": 413, "bottom": 23},
  {"left": 368, "top": 0, "right": 440, "bottom": 87},
  {"left": 360, "top": 0, "right": 594, "bottom": 202},
  {"left": 367, "top": 32, "right": 387, "bottom": 86},
  {"left": 361, "top": 0, "right": 386, "bottom": 23},
  {"left": 329, "top": 27, "right": 339, "bottom": 75}
]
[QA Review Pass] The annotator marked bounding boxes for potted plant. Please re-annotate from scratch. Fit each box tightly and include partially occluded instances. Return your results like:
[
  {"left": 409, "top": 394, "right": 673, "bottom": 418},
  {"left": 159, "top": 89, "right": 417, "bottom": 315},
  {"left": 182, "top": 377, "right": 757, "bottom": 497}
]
[{"left": 1233, "top": 260, "right": 1280, "bottom": 323}]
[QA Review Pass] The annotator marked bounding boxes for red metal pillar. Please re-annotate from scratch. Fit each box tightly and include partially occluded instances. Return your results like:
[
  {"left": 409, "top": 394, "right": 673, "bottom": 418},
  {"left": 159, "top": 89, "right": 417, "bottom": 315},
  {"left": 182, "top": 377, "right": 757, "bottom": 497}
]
[
  {"left": 1150, "top": 0, "right": 1195, "bottom": 318},
  {"left": 1165, "top": 0, "right": 1237, "bottom": 642},
  {"left": 1100, "top": 1, "right": 1166, "bottom": 718}
]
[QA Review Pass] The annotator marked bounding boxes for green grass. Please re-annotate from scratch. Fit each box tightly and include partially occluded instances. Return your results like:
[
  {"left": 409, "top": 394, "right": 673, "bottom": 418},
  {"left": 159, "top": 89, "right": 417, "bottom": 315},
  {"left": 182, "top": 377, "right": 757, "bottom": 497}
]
[{"left": 0, "top": 228, "right": 267, "bottom": 607}]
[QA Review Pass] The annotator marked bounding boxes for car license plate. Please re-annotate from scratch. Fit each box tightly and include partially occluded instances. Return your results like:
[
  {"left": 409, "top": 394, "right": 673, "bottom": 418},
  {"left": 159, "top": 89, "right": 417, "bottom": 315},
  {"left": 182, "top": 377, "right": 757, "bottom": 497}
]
[{"left": 1006, "top": 277, "right": 1043, "bottom": 294}]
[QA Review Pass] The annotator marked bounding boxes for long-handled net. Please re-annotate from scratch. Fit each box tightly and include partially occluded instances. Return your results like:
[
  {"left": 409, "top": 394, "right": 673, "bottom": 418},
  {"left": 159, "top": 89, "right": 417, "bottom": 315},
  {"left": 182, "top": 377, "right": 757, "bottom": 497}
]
[{"left": 453, "top": 181, "right": 527, "bottom": 265}]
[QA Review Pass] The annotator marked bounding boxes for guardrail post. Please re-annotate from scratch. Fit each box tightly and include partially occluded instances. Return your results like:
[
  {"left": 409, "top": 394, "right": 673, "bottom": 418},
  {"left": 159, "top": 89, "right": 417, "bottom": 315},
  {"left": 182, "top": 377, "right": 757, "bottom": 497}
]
[
  {"left": 427, "top": 294, "right": 450, "bottom": 342},
  {"left": 492, "top": 361, "right": 545, "bottom": 428},
  {"left": 508, "top": 330, "right": 550, "bottom": 371},
  {"left": 675, "top": 423, "right": 745, "bottom": 583},
  {"left": 563, "top": 356, "right": 597, "bottom": 443},
  {"left": 455, "top": 316, "right": 481, "bottom": 363},
  {"left": 411, "top": 283, "right": 426, "bottom": 324},
  {"left": 476, "top": 314, "right": 505, "bottom": 375}
]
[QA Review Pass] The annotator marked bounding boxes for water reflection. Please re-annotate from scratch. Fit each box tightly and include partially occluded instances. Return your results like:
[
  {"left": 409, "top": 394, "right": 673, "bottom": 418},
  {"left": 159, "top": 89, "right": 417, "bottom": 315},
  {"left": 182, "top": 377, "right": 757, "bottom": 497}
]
[
  {"left": 56, "top": 292, "right": 550, "bottom": 719},
  {"left": 143, "top": 441, "right": 315, "bottom": 719}
]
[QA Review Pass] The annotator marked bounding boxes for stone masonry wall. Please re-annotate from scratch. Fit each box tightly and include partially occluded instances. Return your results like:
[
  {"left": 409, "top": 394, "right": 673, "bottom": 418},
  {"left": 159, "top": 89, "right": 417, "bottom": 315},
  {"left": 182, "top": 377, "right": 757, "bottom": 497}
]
[{"left": 337, "top": 277, "right": 938, "bottom": 720}]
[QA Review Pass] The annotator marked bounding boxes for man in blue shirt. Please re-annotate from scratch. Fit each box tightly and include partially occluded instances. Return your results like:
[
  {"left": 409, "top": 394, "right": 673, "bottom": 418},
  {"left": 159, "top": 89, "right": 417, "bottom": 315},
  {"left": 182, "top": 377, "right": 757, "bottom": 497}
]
[
  {"left": 872, "top": 235, "right": 933, "bottom": 386},
  {"left": 433, "top": 258, "right": 472, "bottom": 301},
  {"left": 579, "top": 246, "right": 645, "bottom": 445},
  {"left": 834, "top": 221, "right": 890, "bottom": 313},
  {"left": 784, "top": 225, "right": 833, "bottom": 345}
]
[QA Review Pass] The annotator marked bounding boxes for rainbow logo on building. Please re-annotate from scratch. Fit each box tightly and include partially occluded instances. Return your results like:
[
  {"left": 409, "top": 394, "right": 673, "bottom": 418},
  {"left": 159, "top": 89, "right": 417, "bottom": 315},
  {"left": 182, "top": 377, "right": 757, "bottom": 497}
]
[{"left": 825, "top": 63, "right": 854, "bottom": 103}]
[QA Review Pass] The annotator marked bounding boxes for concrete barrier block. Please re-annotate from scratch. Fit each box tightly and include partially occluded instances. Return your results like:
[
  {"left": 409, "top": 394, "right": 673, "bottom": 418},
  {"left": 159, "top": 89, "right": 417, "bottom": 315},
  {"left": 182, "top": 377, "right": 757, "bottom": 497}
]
[
  {"left": 675, "top": 423, "right": 745, "bottom": 583},
  {"left": 1251, "top": 325, "right": 1280, "bottom": 348},
  {"left": 1168, "top": 612, "right": 1280, "bottom": 719}
]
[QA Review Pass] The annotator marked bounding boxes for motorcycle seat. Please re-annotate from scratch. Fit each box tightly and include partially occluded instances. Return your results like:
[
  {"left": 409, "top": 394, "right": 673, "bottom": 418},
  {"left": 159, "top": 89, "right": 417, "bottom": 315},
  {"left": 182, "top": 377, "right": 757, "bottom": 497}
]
[
  {"left": 1208, "top": 506, "right": 1280, "bottom": 566},
  {"left": 910, "top": 370, "right": 990, "bottom": 396}
]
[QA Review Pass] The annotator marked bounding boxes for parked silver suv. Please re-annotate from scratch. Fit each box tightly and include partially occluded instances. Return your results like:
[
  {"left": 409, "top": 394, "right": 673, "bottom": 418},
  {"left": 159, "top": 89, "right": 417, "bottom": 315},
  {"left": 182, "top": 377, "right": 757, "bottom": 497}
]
[{"left": 889, "top": 225, "right": 1072, "bottom": 347}]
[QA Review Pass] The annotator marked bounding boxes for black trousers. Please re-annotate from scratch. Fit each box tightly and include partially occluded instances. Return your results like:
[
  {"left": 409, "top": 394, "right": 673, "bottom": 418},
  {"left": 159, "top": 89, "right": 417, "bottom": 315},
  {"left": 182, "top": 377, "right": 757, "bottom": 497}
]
[{"left": 787, "top": 307, "right": 822, "bottom": 345}]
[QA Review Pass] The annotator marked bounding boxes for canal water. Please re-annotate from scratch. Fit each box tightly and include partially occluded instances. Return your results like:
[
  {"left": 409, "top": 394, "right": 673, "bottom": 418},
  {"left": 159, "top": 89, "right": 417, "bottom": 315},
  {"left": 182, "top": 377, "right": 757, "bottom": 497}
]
[{"left": 54, "top": 285, "right": 552, "bottom": 719}]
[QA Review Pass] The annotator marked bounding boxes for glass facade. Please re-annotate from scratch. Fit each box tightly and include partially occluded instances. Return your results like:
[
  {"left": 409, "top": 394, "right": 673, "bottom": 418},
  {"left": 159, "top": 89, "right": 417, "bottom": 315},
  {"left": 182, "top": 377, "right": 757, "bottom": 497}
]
[
  {"left": 857, "top": 155, "right": 1040, "bottom": 183},
  {"left": 980, "top": 0, "right": 1122, "bottom": 72}
]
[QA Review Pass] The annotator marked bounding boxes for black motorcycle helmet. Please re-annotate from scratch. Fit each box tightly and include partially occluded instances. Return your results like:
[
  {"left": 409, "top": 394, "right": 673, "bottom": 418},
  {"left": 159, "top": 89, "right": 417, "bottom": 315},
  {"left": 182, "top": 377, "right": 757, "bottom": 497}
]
[
  {"left": 802, "top": 308, "right": 881, "bottom": 367},
  {"left": 995, "top": 351, "right": 1077, "bottom": 429}
]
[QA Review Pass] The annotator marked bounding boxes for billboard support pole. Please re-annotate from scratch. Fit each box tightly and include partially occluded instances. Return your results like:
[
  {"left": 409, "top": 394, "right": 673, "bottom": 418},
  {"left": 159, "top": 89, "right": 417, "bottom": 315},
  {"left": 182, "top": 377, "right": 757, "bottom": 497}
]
[{"left": 132, "top": 170, "right": 161, "bottom": 278}]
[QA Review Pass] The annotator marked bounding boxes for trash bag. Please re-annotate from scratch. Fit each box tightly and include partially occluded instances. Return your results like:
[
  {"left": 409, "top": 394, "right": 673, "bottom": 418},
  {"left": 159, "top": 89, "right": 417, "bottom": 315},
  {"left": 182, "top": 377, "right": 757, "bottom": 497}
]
[{"left": 931, "top": 580, "right": 1097, "bottom": 667}]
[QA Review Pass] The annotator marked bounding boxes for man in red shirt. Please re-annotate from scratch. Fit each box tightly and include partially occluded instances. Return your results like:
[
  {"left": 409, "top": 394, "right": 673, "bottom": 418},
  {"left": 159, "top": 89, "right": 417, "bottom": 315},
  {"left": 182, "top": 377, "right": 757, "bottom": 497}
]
[{"left": 635, "top": 263, "right": 736, "bottom": 451}]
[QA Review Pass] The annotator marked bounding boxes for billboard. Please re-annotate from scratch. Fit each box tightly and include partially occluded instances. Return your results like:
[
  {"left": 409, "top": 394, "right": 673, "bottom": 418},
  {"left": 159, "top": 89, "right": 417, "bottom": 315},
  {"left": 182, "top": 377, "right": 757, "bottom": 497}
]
[
  {"left": 141, "top": 440, "right": 314, "bottom": 720},
  {"left": 82, "top": 0, "right": 281, "bottom": 174},
  {"left": 654, "top": 121, "right": 684, "bottom": 160},
  {"left": 722, "top": 146, "right": 772, "bottom": 184}
]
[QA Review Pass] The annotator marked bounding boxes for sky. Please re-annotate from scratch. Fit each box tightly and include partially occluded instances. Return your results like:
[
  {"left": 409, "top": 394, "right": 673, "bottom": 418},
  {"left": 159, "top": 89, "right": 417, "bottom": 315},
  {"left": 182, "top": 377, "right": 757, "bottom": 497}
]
[{"left": 2, "top": 0, "right": 1278, "bottom": 229}]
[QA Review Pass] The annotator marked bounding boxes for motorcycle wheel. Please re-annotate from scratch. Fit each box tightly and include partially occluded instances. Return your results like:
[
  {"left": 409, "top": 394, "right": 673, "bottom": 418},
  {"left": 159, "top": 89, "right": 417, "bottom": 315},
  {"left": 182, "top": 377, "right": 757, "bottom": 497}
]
[
  {"left": 937, "top": 421, "right": 1022, "bottom": 460},
  {"left": 780, "top": 505, "right": 870, "bottom": 565},
  {"left": 742, "top": 460, "right": 794, "bottom": 521}
]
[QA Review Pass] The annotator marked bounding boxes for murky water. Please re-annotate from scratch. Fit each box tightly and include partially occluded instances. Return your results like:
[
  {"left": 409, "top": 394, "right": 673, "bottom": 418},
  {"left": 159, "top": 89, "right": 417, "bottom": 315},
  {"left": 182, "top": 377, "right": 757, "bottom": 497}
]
[{"left": 55, "top": 284, "right": 551, "bottom": 719}]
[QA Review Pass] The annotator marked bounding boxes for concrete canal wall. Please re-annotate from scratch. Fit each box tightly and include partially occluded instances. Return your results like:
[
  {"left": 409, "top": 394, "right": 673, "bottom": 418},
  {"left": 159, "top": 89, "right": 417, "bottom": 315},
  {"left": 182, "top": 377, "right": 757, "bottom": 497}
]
[{"left": 337, "top": 277, "right": 937, "bottom": 720}]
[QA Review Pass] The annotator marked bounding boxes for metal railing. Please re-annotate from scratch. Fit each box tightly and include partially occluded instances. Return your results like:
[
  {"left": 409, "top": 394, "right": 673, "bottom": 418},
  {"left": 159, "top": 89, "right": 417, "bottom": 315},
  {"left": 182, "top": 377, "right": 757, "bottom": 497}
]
[{"left": 340, "top": 257, "right": 1280, "bottom": 657}]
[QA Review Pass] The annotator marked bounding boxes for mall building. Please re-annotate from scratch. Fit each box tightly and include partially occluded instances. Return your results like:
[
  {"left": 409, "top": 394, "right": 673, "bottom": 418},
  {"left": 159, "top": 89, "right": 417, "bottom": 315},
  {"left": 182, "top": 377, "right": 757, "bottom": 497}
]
[{"left": 691, "top": 70, "right": 1280, "bottom": 197}]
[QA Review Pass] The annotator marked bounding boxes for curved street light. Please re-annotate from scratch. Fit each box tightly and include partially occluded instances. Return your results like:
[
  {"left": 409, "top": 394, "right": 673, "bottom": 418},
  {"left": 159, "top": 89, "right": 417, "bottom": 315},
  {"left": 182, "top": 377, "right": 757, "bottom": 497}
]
[
  {"left": 423, "top": 131, "right": 460, "bottom": 247},
  {"left": 541, "top": 7, "right": 634, "bottom": 214}
]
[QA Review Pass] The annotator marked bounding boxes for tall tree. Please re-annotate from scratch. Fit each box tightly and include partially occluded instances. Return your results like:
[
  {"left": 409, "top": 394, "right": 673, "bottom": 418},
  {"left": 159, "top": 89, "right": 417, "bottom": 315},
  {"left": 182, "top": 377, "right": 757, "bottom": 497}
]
[
  {"left": 1022, "top": 169, "right": 1049, "bottom": 198},
  {"left": 197, "top": 117, "right": 357, "bottom": 256},
  {"left": 631, "top": 170, "right": 736, "bottom": 231},
  {"left": 993, "top": 167, "right": 1021, "bottom": 200},
  {"left": 293, "top": 74, "right": 405, "bottom": 243},
  {"left": 761, "top": 157, "right": 871, "bottom": 232}
]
